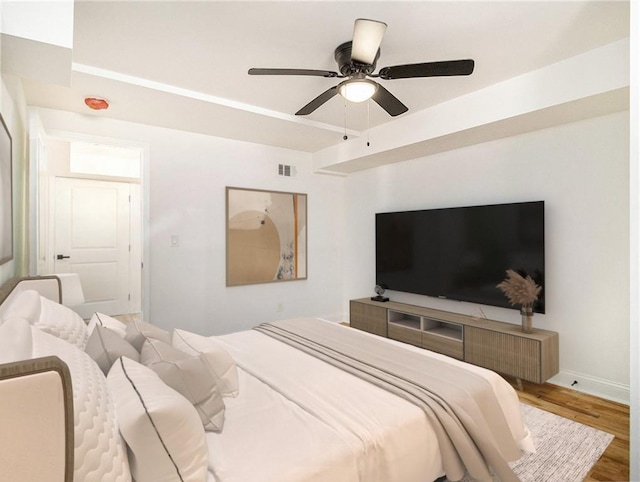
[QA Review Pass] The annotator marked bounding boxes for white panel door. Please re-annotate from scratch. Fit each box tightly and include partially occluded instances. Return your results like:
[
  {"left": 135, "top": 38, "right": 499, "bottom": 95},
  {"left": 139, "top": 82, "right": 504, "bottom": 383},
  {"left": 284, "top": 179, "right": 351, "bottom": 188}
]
[{"left": 54, "top": 177, "right": 131, "bottom": 318}]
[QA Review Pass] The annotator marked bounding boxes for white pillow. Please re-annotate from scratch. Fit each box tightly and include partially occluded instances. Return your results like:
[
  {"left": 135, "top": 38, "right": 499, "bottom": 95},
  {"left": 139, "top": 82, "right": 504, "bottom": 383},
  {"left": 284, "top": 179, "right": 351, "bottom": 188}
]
[
  {"left": 1, "top": 290, "right": 41, "bottom": 323},
  {"left": 125, "top": 320, "right": 171, "bottom": 352},
  {"left": 0, "top": 318, "right": 33, "bottom": 363},
  {"left": 141, "top": 339, "right": 225, "bottom": 432},
  {"left": 173, "top": 329, "right": 239, "bottom": 398},
  {"left": 31, "top": 327, "right": 131, "bottom": 481},
  {"left": 107, "top": 357, "right": 208, "bottom": 482},
  {"left": 87, "top": 312, "right": 128, "bottom": 338},
  {"left": 85, "top": 325, "right": 140, "bottom": 375},
  {"left": 35, "top": 296, "right": 88, "bottom": 350}
]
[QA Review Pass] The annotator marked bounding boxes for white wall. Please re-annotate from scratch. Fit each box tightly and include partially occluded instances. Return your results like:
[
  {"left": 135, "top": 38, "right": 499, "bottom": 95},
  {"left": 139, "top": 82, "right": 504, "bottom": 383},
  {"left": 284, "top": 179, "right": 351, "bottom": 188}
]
[
  {"left": 629, "top": 0, "right": 639, "bottom": 477},
  {"left": 35, "top": 108, "right": 346, "bottom": 336},
  {"left": 35, "top": 108, "right": 630, "bottom": 401},
  {"left": 0, "top": 73, "right": 29, "bottom": 284},
  {"left": 146, "top": 128, "right": 345, "bottom": 336},
  {"left": 344, "top": 111, "right": 630, "bottom": 402}
]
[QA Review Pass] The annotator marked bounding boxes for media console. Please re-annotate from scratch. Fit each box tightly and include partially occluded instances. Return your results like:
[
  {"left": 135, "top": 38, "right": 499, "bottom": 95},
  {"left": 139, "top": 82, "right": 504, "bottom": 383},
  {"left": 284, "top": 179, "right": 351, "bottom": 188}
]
[{"left": 350, "top": 298, "right": 559, "bottom": 384}]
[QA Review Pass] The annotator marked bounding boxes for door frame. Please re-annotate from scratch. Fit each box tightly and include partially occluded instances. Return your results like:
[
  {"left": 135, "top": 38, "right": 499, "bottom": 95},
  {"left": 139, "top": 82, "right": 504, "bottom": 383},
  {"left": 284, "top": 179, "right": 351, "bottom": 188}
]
[{"left": 31, "top": 128, "right": 148, "bottom": 318}]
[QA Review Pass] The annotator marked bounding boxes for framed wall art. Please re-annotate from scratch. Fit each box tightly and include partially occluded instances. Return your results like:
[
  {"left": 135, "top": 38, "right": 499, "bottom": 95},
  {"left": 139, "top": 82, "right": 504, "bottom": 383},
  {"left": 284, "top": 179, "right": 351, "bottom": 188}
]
[
  {"left": 226, "top": 187, "right": 307, "bottom": 286},
  {"left": 0, "top": 113, "right": 12, "bottom": 266}
]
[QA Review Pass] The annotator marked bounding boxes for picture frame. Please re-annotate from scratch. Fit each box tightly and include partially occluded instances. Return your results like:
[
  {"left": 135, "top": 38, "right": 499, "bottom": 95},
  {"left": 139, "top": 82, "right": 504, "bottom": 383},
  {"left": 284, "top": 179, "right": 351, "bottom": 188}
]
[
  {"left": 226, "top": 186, "right": 307, "bottom": 286},
  {"left": 0, "top": 113, "right": 12, "bottom": 266}
]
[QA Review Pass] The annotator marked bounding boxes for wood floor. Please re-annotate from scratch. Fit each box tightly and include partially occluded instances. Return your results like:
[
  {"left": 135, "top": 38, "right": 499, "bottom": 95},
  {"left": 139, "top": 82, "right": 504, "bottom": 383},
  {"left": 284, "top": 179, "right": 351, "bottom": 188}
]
[
  {"left": 112, "top": 313, "right": 140, "bottom": 324},
  {"left": 506, "top": 377, "right": 630, "bottom": 482}
]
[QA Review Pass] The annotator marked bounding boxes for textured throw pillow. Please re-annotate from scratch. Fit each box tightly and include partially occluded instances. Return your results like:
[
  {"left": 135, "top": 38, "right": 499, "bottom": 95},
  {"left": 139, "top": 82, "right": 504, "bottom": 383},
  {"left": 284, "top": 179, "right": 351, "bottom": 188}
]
[
  {"left": 35, "top": 296, "right": 88, "bottom": 350},
  {"left": 107, "top": 357, "right": 208, "bottom": 482},
  {"left": 85, "top": 325, "right": 140, "bottom": 375},
  {"left": 1, "top": 289, "right": 42, "bottom": 323},
  {"left": 0, "top": 318, "right": 33, "bottom": 363},
  {"left": 125, "top": 320, "right": 171, "bottom": 352},
  {"left": 87, "top": 312, "right": 128, "bottom": 338},
  {"left": 141, "top": 339, "right": 225, "bottom": 432},
  {"left": 173, "top": 328, "right": 239, "bottom": 398},
  {"left": 31, "top": 327, "right": 131, "bottom": 481}
]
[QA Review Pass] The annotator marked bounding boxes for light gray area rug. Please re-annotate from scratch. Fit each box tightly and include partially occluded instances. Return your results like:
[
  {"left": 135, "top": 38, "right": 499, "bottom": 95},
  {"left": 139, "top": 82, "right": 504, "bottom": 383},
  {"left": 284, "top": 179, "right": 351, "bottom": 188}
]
[{"left": 449, "top": 403, "right": 614, "bottom": 482}]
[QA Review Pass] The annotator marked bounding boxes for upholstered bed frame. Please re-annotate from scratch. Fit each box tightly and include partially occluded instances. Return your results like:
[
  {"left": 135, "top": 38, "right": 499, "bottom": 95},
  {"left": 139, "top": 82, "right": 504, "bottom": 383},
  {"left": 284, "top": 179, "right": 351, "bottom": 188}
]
[
  {"left": 0, "top": 276, "right": 62, "bottom": 315},
  {"left": 0, "top": 276, "right": 73, "bottom": 482}
]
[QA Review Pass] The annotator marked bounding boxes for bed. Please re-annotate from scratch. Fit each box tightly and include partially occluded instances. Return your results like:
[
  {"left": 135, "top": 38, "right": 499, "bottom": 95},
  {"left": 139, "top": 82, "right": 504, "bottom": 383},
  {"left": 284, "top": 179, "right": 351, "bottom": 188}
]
[{"left": 0, "top": 277, "right": 533, "bottom": 482}]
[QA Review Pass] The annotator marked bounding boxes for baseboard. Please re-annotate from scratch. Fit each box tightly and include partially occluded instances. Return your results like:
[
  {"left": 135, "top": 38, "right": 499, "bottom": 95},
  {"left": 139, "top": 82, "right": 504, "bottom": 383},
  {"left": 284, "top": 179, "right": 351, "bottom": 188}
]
[
  {"left": 549, "top": 369, "right": 630, "bottom": 405},
  {"left": 317, "top": 312, "right": 347, "bottom": 323}
]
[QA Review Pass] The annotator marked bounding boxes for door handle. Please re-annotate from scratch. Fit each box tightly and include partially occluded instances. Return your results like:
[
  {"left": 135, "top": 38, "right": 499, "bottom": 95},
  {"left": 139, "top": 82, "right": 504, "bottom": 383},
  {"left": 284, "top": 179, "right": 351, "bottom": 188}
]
[{"left": 56, "top": 254, "right": 70, "bottom": 260}]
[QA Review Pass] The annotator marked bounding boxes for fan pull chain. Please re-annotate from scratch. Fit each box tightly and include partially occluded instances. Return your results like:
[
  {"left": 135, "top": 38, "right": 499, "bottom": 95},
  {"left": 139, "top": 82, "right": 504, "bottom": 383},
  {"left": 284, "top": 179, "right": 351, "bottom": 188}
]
[
  {"left": 343, "top": 97, "right": 348, "bottom": 140},
  {"left": 366, "top": 99, "right": 371, "bottom": 147}
]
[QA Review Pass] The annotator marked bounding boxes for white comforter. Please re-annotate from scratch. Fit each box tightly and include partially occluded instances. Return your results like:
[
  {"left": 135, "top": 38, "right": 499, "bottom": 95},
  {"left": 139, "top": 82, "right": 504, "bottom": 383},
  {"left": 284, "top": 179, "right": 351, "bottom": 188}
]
[{"left": 204, "top": 321, "right": 532, "bottom": 482}]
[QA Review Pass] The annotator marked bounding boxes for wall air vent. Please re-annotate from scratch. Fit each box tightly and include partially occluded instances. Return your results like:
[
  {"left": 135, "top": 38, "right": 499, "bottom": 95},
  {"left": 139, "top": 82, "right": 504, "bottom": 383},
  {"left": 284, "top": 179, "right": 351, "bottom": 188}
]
[{"left": 278, "top": 163, "right": 296, "bottom": 178}]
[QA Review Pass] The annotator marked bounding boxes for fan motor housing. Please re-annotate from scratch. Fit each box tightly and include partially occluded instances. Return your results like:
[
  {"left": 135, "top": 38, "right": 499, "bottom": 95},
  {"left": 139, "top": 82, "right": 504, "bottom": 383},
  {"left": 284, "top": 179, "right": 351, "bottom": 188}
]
[{"left": 334, "top": 41, "right": 379, "bottom": 77}]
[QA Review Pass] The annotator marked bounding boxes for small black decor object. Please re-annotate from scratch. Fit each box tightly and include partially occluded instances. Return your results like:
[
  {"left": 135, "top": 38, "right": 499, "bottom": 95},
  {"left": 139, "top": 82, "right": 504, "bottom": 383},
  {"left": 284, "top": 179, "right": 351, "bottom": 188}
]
[{"left": 371, "top": 284, "right": 389, "bottom": 302}]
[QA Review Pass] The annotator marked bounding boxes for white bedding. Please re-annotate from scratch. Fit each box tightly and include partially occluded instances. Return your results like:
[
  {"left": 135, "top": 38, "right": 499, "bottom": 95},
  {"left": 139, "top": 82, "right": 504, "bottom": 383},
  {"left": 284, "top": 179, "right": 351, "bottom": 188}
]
[
  {"left": 204, "top": 322, "right": 532, "bottom": 482},
  {"left": 0, "top": 280, "right": 531, "bottom": 482}
]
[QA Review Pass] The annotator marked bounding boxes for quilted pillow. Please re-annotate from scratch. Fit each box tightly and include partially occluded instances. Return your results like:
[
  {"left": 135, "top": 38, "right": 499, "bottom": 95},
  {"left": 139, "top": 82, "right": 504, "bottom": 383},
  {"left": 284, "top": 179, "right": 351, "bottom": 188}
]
[
  {"left": 173, "top": 328, "right": 239, "bottom": 398},
  {"left": 87, "top": 312, "right": 127, "bottom": 338},
  {"left": 107, "top": 357, "right": 208, "bottom": 482},
  {"left": 36, "top": 296, "right": 88, "bottom": 350},
  {"left": 1, "top": 289, "right": 42, "bottom": 323},
  {"left": 125, "top": 320, "right": 171, "bottom": 352},
  {"left": 0, "top": 318, "right": 33, "bottom": 363},
  {"left": 85, "top": 325, "right": 140, "bottom": 375},
  {"left": 31, "top": 327, "right": 131, "bottom": 481},
  {"left": 141, "top": 339, "right": 225, "bottom": 432}
]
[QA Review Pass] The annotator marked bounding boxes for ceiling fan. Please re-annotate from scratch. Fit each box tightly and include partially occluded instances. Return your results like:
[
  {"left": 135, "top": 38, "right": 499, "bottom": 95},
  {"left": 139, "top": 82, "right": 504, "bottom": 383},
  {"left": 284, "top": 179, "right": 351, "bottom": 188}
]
[{"left": 248, "top": 19, "right": 475, "bottom": 117}]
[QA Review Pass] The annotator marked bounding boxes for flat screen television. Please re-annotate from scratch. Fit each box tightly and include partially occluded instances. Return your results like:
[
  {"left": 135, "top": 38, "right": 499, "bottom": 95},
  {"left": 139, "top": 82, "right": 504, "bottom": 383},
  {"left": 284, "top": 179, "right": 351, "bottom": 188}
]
[{"left": 376, "top": 201, "right": 545, "bottom": 313}]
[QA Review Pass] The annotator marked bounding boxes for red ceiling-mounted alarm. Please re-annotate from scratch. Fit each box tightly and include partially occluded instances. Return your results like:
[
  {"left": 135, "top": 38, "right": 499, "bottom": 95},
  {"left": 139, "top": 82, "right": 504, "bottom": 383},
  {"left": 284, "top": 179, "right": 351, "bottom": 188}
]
[{"left": 84, "top": 97, "right": 109, "bottom": 110}]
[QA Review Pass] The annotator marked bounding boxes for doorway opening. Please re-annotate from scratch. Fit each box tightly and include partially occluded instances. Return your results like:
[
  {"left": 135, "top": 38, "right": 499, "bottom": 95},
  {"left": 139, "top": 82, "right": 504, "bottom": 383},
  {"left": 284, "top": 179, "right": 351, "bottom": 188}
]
[{"left": 37, "top": 137, "right": 143, "bottom": 319}]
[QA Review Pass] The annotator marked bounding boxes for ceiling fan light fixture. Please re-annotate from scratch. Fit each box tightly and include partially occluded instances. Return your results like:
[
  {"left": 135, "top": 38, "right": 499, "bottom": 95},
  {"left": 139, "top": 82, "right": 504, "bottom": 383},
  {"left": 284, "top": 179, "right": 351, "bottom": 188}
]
[
  {"left": 338, "top": 79, "right": 377, "bottom": 103},
  {"left": 249, "top": 18, "right": 474, "bottom": 117}
]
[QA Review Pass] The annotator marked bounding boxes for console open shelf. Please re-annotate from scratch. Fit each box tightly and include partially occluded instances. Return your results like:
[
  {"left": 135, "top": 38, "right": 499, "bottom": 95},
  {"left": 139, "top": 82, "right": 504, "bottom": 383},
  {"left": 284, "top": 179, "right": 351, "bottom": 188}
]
[
  {"left": 350, "top": 298, "right": 559, "bottom": 384},
  {"left": 388, "top": 311, "right": 421, "bottom": 329},
  {"left": 423, "top": 318, "right": 463, "bottom": 340}
]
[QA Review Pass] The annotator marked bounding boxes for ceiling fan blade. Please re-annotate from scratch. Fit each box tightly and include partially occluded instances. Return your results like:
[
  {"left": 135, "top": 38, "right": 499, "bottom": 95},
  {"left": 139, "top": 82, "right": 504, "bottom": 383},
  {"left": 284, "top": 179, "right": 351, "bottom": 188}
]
[
  {"left": 248, "top": 68, "right": 340, "bottom": 78},
  {"left": 296, "top": 86, "right": 339, "bottom": 115},
  {"left": 378, "top": 59, "right": 475, "bottom": 80},
  {"left": 351, "top": 18, "right": 387, "bottom": 65},
  {"left": 372, "top": 83, "right": 408, "bottom": 117}
]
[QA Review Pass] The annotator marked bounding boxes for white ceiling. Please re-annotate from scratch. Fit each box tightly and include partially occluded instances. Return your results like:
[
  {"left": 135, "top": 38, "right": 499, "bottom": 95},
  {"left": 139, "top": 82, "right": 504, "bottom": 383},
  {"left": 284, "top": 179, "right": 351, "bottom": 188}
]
[{"left": 7, "top": 1, "right": 631, "bottom": 153}]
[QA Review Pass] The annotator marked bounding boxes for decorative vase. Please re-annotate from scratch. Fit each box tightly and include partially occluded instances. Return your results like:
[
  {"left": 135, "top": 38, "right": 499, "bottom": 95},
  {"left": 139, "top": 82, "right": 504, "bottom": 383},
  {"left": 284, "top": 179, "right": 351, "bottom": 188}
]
[{"left": 520, "top": 306, "right": 533, "bottom": 334}]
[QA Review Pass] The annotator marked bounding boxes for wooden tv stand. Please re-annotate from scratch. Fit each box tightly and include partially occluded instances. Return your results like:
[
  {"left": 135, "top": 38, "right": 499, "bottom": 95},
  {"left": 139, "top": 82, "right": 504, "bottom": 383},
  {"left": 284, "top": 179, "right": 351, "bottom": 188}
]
[{"left": 350, "top": 298, "right": 559, "bottom": 384}]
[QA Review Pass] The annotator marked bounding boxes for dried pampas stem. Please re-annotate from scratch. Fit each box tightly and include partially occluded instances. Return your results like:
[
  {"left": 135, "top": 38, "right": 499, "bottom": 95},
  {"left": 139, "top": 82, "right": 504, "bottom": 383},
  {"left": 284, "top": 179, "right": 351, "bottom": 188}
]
[{"left": 496, "top": 269, "right": 541, "bottom": 309}]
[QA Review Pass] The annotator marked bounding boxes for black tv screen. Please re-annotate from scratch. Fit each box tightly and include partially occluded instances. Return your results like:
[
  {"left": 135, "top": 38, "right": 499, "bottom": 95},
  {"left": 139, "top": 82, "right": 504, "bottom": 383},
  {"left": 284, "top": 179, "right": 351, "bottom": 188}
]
[{"left": 376, "top": 201, "right": 545, "bottom": 313}]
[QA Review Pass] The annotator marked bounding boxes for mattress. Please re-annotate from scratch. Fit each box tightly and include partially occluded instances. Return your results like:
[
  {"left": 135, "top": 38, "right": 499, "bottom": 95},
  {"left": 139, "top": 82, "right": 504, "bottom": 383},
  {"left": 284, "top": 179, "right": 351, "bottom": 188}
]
[{"left": 205, "top": 321, "right": 532, "bottom": 482}]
